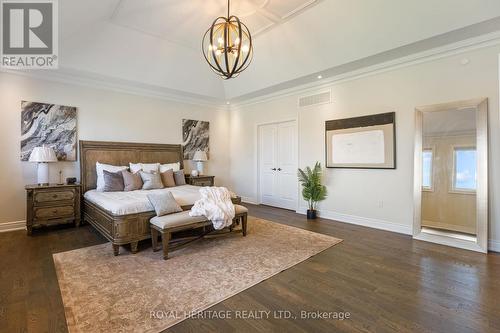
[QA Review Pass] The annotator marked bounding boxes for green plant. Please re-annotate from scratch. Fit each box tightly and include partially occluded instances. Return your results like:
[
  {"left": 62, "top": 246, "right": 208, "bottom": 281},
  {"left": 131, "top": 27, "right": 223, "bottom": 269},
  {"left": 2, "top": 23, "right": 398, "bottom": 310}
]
[{"left": 297, "top": 162, "right": 327, "bottom": 211}]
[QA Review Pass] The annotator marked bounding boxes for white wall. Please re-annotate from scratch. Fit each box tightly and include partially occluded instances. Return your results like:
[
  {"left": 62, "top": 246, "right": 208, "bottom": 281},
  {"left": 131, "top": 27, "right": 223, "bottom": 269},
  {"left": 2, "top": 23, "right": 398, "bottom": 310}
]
[
  {"left": 0, "top": 73, "right": 230, "bottom": 224},
  {"left": 229, "top": 44, "right": 500, "bottom": 248}
]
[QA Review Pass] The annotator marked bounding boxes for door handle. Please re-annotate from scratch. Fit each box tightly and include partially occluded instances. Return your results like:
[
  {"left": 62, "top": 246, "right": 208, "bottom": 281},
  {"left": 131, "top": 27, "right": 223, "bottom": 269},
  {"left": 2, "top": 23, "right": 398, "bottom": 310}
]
[
  {"left": 271, "top": 168, "right": 276, "bottom": 171},
  {"left": 277, "top": 168, "right": 282, "bottom": 171}
]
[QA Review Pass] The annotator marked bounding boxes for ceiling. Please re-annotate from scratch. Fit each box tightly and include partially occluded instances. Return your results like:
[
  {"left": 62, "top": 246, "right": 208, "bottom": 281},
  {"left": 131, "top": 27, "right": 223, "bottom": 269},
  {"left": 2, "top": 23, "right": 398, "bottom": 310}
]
[
  {"left": 110, "top": 0, "right": 321, "bottom": 50},
  {"left": 43, "top": 1, "right": 500, "bottom": 103}
]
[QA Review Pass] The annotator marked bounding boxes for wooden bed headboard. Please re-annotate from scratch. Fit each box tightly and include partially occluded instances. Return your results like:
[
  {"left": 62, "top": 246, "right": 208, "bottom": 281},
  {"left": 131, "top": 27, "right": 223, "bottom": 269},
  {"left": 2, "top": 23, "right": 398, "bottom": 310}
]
[{"left": 79, "top": 140, "right": 184, "bottom": 193}]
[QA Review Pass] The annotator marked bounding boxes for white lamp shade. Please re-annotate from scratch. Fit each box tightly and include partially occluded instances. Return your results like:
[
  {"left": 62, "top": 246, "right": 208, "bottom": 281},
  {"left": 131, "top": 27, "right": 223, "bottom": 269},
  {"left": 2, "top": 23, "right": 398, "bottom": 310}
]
[
  {"left": 29, "top": 146, "right": 58, "bottom": 163},
  {"left": 193, "top": 150, "right": 208, "bottom": 161}
]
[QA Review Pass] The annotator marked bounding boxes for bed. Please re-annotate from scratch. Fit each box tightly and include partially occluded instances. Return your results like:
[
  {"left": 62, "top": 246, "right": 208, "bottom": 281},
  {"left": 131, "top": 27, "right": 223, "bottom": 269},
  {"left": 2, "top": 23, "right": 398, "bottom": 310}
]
[{"left": 80, "top": 140, "right": 192, "bottom": 255}]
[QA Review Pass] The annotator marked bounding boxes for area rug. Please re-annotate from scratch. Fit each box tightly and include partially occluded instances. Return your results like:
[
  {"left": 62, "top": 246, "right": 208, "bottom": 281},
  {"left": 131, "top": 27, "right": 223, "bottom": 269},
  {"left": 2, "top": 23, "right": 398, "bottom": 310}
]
[{"left": 53, "top": 217, "right": 342, "bottom": 333}]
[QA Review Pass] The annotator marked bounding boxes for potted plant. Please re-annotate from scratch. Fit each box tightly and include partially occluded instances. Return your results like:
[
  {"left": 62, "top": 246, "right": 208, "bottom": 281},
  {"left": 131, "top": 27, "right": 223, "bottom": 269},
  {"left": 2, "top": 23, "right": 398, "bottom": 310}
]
[{"left": 297, "top": 162, "right": 327, "bottom": 220}]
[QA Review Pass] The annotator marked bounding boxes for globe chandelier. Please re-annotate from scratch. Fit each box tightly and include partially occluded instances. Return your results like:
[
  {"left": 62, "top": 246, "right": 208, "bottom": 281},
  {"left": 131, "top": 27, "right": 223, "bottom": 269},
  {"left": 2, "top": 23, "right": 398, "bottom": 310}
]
[{"left": 202, "top": 0, "right": 253, "bottom": 79}]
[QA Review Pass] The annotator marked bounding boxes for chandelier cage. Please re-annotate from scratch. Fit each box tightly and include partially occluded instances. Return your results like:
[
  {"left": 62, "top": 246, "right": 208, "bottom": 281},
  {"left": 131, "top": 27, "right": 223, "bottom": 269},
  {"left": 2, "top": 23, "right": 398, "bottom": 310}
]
[{"left": 202, "top": 0, "right": 253, "bottom": 79}]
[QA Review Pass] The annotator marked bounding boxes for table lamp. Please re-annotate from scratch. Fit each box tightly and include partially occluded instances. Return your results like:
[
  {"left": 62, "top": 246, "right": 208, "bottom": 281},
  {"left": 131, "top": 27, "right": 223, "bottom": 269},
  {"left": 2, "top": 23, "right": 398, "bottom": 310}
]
[
  {"left": 29, "top": 146, "right": 58, "bottom": 185},
  {"left": 193, "top": 150, "right": 208, "bottom": 175}
]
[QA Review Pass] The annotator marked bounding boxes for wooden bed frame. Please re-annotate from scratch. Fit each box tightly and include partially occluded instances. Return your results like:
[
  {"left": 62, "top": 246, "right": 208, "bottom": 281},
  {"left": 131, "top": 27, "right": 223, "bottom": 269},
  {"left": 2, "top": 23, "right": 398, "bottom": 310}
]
[{"left": 79, "top": 140, "right": 188, "bottom": 255}]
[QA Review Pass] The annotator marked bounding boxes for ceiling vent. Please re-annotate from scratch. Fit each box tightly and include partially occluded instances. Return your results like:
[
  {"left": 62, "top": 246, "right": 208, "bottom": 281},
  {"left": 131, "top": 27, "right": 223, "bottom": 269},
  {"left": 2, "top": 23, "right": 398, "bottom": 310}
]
[{"left": 298, "top": 90, "right": 331, "bottom": 108}]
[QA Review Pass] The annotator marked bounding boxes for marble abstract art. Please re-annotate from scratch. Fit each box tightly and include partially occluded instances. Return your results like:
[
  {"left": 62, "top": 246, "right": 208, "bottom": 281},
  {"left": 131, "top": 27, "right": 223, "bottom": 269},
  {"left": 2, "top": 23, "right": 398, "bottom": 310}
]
[
  {"left": 182, "top": 119, "right": 209, "bottom": 160},
  {"left": 20, "top": 101, "right": 77, "bottom": 161}
]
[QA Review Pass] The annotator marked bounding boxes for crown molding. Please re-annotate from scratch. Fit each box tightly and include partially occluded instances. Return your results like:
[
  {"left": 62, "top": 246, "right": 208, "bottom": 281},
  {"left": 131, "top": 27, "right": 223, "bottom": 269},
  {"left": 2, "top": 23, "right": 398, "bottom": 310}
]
[
  {"left": 0, "top": 66, "right": 226, "bottom": 107},
  {"left": 3, "top": 27, "right": 500, "bottom": 109},
  {"left": 230, "top": 30, "right": 500, "bottom": 108}
]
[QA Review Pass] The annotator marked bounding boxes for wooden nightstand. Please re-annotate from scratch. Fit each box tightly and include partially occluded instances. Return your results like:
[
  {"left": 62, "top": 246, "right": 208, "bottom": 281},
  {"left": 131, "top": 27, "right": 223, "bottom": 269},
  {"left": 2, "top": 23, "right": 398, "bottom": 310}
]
[
  {"left": 25, "top": 183, "right": 81, "bottom": 235},
  {"left": 185, "top": 175, "right": 215, "bottom": 187}
]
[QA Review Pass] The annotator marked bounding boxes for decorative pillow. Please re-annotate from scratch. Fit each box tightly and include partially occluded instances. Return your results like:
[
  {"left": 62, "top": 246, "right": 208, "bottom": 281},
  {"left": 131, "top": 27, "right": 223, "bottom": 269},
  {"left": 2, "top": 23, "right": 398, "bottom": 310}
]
[
  {"left": 159, "top": 162, "right": 181, "bottom": 173},
  {"left": 147, "top": 191, "right": 182, "bottom": 217},
  {"left": 161, "top": 169, "right": 176, "bottom": 187},
  {"left": 173, "top": 170, "right": 186, "bottom": 186},
  {"left": 96, "top": 162, "right": 127, "bottom": 192},
  {"left": 140, "top": 171, "right": 164, "bottom": 190},
  {"left": 103, "top": 170, "right": 125, "bottom": 192},
  {"left": 122, "top": 170, "right": 143, "bottom": 191},
  {"left": 129, "top": 163, "right": 160, "bottom": 173}
]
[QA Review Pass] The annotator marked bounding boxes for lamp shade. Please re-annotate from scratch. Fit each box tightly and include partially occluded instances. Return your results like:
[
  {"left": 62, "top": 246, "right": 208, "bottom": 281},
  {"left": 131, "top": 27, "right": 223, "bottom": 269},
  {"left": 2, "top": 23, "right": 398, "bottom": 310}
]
[
  {"left": 193, "top": 150, "right": 208, "bottom": 161},
  {"left": 28, "top": 146, "right": 58, "bottom": 163}
]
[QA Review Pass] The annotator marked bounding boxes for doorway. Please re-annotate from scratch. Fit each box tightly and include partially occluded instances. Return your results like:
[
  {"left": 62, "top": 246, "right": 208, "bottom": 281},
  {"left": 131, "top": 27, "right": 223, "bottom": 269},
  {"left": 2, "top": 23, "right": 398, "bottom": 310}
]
[
  {"left": 258, "top": 120, "right": 298, "bottom": 210},
  {"left": 413, "top": 98, "right": 488, "bottom": 253}
]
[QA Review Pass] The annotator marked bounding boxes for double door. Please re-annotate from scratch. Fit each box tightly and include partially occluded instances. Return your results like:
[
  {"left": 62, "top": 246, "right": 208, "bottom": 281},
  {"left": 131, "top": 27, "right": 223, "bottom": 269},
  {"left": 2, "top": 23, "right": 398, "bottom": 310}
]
[{"left": 259, "top": 120, "right": 297, "bottom": 210}]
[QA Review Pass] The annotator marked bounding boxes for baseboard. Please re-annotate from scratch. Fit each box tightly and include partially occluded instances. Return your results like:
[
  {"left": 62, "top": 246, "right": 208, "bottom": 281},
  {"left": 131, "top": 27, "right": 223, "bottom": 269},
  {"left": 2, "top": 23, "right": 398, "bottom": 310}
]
[
  {"left": 0, "top": 220, "right": 26, "bottom": 233},
  {"left": 489, "top": 240, "right": 500, "bottom": 253},
  {"left": 241, "top": 196, "right": 259, "bottom": 205},
  {"left": 297, "top": 208, "right": 412, "bottom": 235}
]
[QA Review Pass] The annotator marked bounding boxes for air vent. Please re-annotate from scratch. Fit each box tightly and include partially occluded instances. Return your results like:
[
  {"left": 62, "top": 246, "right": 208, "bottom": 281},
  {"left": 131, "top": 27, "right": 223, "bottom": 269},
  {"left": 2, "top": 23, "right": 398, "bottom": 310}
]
[{"left": 298, "top": 90, "right": 331, "bottom": 108}]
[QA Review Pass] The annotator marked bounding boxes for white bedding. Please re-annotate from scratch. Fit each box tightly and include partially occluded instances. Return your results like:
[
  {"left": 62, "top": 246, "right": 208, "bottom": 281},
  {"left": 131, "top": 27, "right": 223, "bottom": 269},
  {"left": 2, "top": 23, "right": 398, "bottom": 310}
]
[{"left": 84, "top": 185, "right": 202, "bottom": 215}]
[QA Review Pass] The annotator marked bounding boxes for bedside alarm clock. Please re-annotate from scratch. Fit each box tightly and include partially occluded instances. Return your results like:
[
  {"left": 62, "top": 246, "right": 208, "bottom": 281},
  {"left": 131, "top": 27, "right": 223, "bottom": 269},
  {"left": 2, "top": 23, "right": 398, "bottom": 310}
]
[{"left": 190, "top": 170, "right": 199, "bottom": 177}]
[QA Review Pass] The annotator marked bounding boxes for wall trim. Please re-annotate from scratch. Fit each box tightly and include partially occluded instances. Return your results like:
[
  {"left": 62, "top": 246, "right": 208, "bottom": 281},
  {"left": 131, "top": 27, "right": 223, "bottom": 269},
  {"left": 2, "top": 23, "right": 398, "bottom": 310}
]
[
  {"left": 231, "top": 30, "right": 500, "bottom": 107},
  {"left": 489, "top": 239, "right": 500, "bottom": 253},
  {"left": 297, "top": 207, "right": 412, "bottom": 235},
  {"left": 0, "top": 67, "right": 225, "bottom": 107},
  {"left": 0, "top": 220, "right": 26, "bottom": 233},
  {"left": 241, "top": 196, "right": 259, "bottom": 205}
]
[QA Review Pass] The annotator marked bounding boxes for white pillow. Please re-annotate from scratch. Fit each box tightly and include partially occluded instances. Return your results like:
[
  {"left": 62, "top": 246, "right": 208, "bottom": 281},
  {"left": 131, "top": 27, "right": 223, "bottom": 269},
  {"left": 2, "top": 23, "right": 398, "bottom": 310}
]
[
  {"left": 129, "top": 163, "right": 160, "bottom": 173},
  {"left": 96, "top": 162, "right": 128, "bottom": 192},
  {"left": 159, "top": 162, "right": 180, "bottom": 173}
]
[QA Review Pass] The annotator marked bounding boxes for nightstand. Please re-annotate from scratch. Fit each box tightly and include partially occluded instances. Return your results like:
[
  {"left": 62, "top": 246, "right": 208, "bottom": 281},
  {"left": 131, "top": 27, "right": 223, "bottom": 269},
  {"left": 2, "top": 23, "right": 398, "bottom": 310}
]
[
  {"left": 25, "top": 183, "right": 81, "bottom": 235},
  {"left": 185, "top": 175, "right": 215, "bottom": 187}
]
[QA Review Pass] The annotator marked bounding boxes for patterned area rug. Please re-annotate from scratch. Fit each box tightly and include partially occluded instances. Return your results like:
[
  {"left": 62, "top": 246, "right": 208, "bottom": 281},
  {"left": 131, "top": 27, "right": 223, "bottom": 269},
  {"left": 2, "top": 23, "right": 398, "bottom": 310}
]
[{"left": 53, "top": 217, "right": 342, "bottom": 333}]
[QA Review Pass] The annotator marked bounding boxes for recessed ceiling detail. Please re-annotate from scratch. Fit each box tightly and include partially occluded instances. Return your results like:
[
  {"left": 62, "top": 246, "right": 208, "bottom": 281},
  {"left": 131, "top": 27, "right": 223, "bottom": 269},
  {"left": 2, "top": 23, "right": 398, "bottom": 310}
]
[{"left": 109, "top": 0, "right": 320, "bottom": 49}]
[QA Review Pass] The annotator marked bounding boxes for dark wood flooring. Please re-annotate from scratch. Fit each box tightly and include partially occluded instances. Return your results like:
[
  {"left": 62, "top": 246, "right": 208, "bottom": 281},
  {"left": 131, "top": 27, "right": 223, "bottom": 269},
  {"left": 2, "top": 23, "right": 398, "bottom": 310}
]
[{"left": 1, "top": 204, "right": 499, "bottom": 333}]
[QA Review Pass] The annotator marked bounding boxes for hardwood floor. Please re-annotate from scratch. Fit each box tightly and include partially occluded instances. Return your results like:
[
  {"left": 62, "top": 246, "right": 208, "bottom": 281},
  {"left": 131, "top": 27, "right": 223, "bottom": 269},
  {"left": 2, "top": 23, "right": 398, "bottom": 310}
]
[{"left": 1, "top": 204, "right": 499, "bottom": 332}]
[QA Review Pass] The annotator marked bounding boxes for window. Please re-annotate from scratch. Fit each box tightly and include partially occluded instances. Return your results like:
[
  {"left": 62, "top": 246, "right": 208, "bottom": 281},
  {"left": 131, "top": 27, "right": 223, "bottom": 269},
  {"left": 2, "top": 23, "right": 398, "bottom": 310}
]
[
  {"left": 422, "top": 149, "right": 433, "bottom": 190},
  {"left": 453, "top": 147, "right": 477, "bottom": 192}
]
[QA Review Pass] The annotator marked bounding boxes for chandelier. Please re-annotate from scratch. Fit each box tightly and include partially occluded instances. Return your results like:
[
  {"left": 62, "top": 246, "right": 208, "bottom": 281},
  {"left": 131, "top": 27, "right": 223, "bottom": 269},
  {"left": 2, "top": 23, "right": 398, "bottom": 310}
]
[{"left": 202, "top": 0, "right": 253, "bottom": 79}]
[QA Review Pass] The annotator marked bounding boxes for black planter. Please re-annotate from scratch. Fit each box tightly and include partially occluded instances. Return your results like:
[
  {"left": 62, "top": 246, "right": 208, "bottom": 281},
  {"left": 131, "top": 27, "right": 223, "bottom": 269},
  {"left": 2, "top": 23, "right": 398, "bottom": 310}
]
[{"left": 307, "top": 209, "right": 317, "bottom": 220}]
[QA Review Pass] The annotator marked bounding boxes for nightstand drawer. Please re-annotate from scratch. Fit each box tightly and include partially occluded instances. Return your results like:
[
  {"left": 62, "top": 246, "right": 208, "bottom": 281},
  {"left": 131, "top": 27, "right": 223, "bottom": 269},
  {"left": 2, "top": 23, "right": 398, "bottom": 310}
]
[
  {"left": 35, "top": 190, "right": 75, "bottom": 204},
  {"left": 35, "top": 205, "right": 75, "bottom": 220},
  {"left": 193, "top": 180, "right": 213, "bottom": 186}
]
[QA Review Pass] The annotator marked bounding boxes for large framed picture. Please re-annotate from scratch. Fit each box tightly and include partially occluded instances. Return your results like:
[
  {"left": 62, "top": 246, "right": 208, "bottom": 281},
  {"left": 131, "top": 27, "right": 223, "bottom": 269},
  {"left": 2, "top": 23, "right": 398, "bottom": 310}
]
[
  {"left": 325, "top": 112, "right": 396, "bottom": 169},
  {"left": 21, "top": 101, "right": 78, "bottom": 161}
]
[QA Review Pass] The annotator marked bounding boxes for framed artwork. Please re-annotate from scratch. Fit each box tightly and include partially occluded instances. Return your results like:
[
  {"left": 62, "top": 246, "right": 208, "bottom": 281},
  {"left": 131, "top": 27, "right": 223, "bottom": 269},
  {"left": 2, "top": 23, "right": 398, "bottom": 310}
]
[
  {"left": 20, "top": 101, "right": 77, "bottom": 161},
  {"left": 325, "top": 112, "right": 396, "bottom": 169},
  {"left": 182, "top": 119, "right": 209, "bottom": 160}
]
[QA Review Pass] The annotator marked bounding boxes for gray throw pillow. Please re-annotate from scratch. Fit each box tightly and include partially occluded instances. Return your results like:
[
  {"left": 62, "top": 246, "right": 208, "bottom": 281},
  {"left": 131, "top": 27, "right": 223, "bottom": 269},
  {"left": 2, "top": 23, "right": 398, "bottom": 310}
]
[
  {"left": 122, "top": 170, "right": 143, "bottom": 191},
  {"left": 147, "top": 191, "right": 182, "bottom": 217},
  {"left": 173, "top": 170, "right": 186, "bottom": 186},
  {"left": 103, "top": 170, "right": 124, "bottom": 192},
  {"left": 161, "top": 169, "right": 176, "bottom": 187},
  {"left": 140, "top": 171, "right": 164, "bottom": 190}
]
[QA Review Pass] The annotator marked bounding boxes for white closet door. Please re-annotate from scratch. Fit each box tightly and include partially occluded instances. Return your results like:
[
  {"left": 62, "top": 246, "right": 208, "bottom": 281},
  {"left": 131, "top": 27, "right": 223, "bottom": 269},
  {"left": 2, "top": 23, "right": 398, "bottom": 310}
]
[
  {"left": 259, "top": 120, "right": 297, "bottom": 210},
  {"left": 259, "top": 124, "right": 278, "bottom": 206}
]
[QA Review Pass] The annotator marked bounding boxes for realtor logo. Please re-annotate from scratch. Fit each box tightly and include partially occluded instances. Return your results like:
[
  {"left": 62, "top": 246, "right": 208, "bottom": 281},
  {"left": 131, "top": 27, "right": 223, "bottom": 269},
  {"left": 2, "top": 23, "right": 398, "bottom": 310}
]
[{"left": 1, "top": 0, "right": 58, "bottom": 69}]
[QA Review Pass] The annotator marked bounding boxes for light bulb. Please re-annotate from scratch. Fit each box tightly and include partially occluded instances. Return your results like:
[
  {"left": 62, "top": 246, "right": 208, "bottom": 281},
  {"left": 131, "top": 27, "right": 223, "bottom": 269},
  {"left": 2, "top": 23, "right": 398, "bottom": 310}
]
[
  {"left": 208, "top": 44, "right": 213, "bottom": 51},
  {"left": 234, "top": 38, "right": 240, "bottom": 45},
  {"left": 215, "top": 49, "right": 222, "bottom": 56},
  {"left": 241, "top": 45, "right": 249, "bottom": 53},
  {"left": 218, "top": 37, "right": 224, "bottom": 45}
]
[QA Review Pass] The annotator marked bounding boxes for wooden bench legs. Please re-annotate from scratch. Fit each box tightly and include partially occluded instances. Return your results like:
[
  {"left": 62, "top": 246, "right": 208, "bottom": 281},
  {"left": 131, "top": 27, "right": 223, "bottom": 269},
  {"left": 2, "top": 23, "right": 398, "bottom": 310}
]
[
  {"left": 151, "top": 213, "right": 248, "bottom": 260},
  {"left": 151, "top": 227, "right": 171, "bottom": 260},
  {"left": 241, "top": 214, "right": 247, "bottom": 236}
]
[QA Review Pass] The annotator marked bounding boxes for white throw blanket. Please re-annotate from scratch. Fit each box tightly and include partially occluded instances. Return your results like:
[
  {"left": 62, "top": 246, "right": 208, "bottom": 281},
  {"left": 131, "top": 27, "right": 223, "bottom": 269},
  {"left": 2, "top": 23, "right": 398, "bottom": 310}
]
[{"left": 189, "top": 187, "right": 235, "bottom": 230}]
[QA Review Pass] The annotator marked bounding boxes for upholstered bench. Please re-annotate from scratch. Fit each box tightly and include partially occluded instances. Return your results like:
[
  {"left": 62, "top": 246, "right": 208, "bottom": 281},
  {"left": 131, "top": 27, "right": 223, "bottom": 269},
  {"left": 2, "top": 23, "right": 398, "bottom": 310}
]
[{"left": 150, "top": 205, "right": 248, "bottom": 259}]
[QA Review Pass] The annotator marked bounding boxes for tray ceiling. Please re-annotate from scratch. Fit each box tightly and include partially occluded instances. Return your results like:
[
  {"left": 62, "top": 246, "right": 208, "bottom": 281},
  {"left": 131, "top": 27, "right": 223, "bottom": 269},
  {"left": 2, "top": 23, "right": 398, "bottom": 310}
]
[
  {"left": 47, "top": 0, "right": 500, "bottom": 103},
  {"left": 110, "top": 0, "right": 321, "bottom": 49}
]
